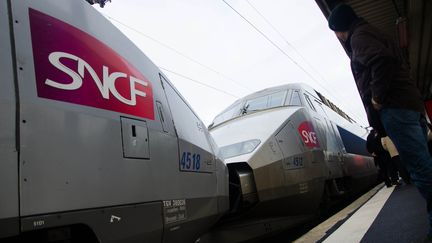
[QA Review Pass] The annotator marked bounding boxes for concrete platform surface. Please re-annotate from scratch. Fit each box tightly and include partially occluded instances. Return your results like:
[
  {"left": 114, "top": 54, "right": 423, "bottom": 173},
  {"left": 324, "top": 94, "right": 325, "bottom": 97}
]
[{"left": 296, "top": 184, "right": 429, "bottom": 243}]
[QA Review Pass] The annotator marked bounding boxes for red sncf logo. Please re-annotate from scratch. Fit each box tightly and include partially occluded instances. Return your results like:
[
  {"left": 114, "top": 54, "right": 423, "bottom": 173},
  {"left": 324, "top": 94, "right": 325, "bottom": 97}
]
[
  {"left": 298, "top": 121, "right": 320, "bottom": 148},
  {"left": 29, "top": 8, "right": 154, "bottom": 120}
]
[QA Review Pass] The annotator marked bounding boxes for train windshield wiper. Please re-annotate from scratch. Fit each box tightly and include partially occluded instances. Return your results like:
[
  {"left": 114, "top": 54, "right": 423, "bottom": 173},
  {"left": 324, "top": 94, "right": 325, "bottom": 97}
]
[
  {"left": 241, "top": 105, "right": 262, "bottom": 115},
  {"left": 241, "top": 104, "right": 250, "bottom": 115}
]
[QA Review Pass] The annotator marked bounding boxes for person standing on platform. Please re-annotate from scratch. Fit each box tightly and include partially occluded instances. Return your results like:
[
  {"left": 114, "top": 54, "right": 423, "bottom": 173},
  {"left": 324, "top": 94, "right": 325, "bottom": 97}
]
[
  {"left": 327, "top": 4, "right": 432, "bottom": 241},
  {"left": 381, "top": 136, "right": 411, "bottom": 184},
  {"left": 366, "top": 130, "right": 398, "bottom": 187}
]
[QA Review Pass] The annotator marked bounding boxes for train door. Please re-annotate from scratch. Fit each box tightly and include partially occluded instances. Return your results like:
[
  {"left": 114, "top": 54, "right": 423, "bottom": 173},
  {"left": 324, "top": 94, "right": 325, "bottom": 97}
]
[
  {"left": 303, "top": 93, "right": 327, "bottom": 150},
  {"left": 319, "top": 114, "right": 345, "bottom": 178},
  {"left": 0, "top": 1, "right": 19, "bottom": 238},
  {"left": 276, "top": 89, "right": 305, "bottom": 166},
  {"left": 159, "top": 75, "right": 218, "bottom": 242},
  {"left": 159, "top": 75, "right": 216, "bottom": 174},
  {"left": 310, "top": 98, "right": 344, "bottom": 177}
]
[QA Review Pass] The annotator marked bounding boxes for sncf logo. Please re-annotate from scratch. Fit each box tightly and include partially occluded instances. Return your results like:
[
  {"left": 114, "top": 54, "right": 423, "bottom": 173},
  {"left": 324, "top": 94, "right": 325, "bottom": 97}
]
[
  {"left": 29, "top": 8, "right": 154, "bottom": 120},
  {"left": 46, "top": 52, "right": 148, "bottom": 106},
  {"left": 298, "top": 121, "right": 320, "bottom": 148}
]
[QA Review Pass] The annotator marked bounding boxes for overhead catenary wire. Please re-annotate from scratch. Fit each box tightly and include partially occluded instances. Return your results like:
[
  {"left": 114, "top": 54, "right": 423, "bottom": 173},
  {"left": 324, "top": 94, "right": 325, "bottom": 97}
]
[
  {"left": 159, "top": 67, "right": 239, "bottom": 98},
  {"left": 103, "top": 7, "right": 366, "bottom": 125},
  {"left": 245, "top": 0, "right": 331, "bottom": 89},
  {"left": 244, "top": 0, "right": 366, "bottom": 124},
  {"left": 223, "top": 0, "right": 366, "bottom": 125},
  {"left": 103, "top": 13, "right": 252, "bottom": 93},
  {"left": 221, "top": 1, "right": 324, "bottom": 86}
]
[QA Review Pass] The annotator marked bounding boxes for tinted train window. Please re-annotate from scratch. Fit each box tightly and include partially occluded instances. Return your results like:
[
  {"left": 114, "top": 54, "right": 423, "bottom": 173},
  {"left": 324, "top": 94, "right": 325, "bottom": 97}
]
[
  {"left": 268, "top": 91, "right": 286, "bottom": 107},
  {"left": 304, "top": 94, "right": 316, "bottom": 111},
  {"left": 289, "top": 90, "right": 302, "bottom": 106},
  {"left": 244, "top": 90, "right": 287, "bottom": 112},
  {"left": 245, "top": 95, "right": 268, "bottom": 111},
  {"left": 313, "top": 99, "right": 327, "bottom": 117},
  {"left": 213, "top": 90, "right": 287, "bottom": 125},
  {"left": 213, "top": 102, "right": 242, "bottom": 125}
]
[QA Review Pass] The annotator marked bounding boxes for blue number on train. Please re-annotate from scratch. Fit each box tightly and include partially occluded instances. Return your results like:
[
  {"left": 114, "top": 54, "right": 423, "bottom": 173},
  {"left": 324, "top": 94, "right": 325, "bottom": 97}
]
[
  {"left": 180, "top": 152, "right": 201, "bottom": 171},
  {"left": 192, "top": 153, "right": 200, "bottom": 170},
  {"left": 293, "top": 157, "right": 303, "bottom": 167}
]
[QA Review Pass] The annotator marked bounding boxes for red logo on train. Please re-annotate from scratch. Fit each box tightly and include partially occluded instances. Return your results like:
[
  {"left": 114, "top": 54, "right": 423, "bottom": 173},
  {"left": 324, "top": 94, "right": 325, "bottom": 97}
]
[
  {"left": 298, "top": 121, "right": 320, "bottom": 148},
  {"left": 29, "top": 8, "right": 154, "bottom": 120}
]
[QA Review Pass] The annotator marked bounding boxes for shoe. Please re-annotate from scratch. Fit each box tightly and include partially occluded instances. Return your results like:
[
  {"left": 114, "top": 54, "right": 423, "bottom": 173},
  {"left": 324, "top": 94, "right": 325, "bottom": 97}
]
[{"left": 392, "top": 181, "right": 402, "bottom": 186}]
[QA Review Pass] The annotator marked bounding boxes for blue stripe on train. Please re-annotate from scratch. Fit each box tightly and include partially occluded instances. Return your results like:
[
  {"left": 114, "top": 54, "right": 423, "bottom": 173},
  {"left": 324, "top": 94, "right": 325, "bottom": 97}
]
[{"left": 337, "top": 126, "right": 369, "bottom": 156}]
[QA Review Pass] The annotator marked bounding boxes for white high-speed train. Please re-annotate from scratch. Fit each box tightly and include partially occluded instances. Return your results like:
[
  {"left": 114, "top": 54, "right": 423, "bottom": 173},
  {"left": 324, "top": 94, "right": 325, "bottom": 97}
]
[
  {"left": 0, "top": 1, "right": 228, "bottom": 242},
  {"left": 209, "top": 83, "right": 377, "bottom": 228}
]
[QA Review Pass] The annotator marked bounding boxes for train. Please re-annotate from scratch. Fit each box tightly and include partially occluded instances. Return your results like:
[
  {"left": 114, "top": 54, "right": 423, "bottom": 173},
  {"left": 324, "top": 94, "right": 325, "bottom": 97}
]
[
  {"left": 0, "top": 1, "right": 228, "bottom": 242},
  {"left": 0, "top": 1, "right": 377, "bottom": 242},
  {"left": 206, "top": 83, "right": 378, "bottom": 240}
]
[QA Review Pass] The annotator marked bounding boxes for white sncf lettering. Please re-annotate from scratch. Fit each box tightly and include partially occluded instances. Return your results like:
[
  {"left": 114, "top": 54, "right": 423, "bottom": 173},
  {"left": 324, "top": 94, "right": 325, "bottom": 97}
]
[
  {"left": 301, "top": 130, "right": 317, "bottom": 144},
  {"left": 46, "top": 51, "right": 148, "bottom": 106}
]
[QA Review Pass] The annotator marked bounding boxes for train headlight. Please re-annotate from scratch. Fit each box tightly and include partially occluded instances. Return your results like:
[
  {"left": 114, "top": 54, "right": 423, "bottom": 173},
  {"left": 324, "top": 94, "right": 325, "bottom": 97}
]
[{"left": 219, "top": 139, "right": 261, "bottom": 159}]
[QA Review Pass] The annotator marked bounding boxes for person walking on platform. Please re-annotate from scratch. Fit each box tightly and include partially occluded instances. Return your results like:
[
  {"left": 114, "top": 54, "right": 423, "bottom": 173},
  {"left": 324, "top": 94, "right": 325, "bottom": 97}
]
[
  {"left": 328, "top": 4, "right": 432, "bottom": 241},
  {"left": 381, "top": 136, "right": 411, "bottom": 184}
]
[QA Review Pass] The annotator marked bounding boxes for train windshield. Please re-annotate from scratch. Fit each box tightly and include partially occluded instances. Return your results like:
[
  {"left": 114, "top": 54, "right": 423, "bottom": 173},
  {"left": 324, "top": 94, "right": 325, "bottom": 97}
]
[
  {"left": 212, "top": 90, "right": 295, "bottom": 127},
  {"left": 242, "top": 90, "right": 287, "bottom": 114},
  {"left": 212, "top": 101, "right": 243, "bottom": 126}
]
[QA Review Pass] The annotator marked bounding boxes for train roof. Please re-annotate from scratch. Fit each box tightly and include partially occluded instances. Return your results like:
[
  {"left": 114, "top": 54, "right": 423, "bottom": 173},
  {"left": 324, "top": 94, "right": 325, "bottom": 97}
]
[
  {"left": 210, "top": 82, "right": 356, "bottom": 129},
  {"left": 238, "top": 82, "right": 305, "bottom": 99}
]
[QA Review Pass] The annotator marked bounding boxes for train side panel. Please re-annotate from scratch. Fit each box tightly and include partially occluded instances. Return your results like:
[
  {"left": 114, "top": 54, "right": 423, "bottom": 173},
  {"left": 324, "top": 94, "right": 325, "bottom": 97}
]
[
  {"left": 13, "top": 1, "right": 169, "bottom": 241},
  {"left": 303, "top": 89, "right": 377, "bottom": 193},
  {"left": 0, "top": 0, "right": 19, "bottom": 238},
  {"left": 159, "top": 75, "right": 229, "bottom": 242},
  {"left": 251, "top": 108, "right": 326, "bottom": 216},
  {"left": 5, "top": 0, "right": 228, "bottom": 242},
  {"left": 14, "top": 0, "right": 168, "bottom": 213}
]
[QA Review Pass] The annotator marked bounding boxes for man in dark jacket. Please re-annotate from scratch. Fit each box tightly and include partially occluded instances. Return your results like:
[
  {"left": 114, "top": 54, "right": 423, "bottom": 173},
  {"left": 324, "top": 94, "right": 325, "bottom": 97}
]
[{"left": 328, "top": 4, "right": 432, "bottom": 241}]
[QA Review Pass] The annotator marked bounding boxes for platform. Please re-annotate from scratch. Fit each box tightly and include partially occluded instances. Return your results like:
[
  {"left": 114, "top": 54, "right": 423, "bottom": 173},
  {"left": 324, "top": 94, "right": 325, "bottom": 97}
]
[{"left": 295, "top": 183, "right": 429, "bottom": 243}]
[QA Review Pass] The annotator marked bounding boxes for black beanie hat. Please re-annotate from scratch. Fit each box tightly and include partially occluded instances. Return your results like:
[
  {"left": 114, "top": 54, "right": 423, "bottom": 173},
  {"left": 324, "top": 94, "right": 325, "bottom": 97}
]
[{"left": 328, "top": 4, "right": 358, "bottom": 31}]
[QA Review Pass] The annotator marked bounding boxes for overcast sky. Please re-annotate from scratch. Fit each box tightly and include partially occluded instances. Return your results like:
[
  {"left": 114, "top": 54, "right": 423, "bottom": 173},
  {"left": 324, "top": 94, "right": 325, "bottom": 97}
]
[{"left": 95, "top": 0, "right": 369, "bottom": 127}]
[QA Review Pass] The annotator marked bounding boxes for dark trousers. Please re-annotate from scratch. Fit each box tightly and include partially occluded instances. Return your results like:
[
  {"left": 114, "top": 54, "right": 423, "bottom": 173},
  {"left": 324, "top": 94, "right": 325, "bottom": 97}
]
[
  {"left": 380, "top": 108, "right": 432, "bottom": 236},
  {"left": 376, "top": 152, "right": 398, "bottom": 186},
  {"left": 391, "top": 155, "right": 411, "bottom": 184}
]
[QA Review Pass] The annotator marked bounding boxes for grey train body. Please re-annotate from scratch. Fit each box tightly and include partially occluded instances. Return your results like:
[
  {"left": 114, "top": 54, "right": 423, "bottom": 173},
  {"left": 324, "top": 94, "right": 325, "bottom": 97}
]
[
  {"left": 0, "top": 0, "right": 228, "bottom": 242},
  {"left": 209, "top": 83, "right": 377, "bottom": 222}
]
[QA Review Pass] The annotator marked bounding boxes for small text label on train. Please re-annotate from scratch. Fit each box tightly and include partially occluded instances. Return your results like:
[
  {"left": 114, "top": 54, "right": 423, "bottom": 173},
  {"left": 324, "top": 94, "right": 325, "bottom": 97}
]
[{"left": 163, "top": 199, "right": 187, "bottom": 224}]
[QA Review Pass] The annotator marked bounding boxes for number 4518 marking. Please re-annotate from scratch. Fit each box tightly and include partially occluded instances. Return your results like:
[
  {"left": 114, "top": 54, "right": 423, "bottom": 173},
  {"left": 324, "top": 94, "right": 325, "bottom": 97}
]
[{"left": 180, "top": 152, "right": 201, "bottom": 170}]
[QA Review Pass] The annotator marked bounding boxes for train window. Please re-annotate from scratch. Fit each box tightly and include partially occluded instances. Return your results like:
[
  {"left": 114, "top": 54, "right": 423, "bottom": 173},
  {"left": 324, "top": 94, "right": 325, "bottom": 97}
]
[
  {"left": 244, "top": 90, "right": 287, "bottom": 113},
  {"left": 213, "top": 102, "right": 243, "bottom": 126},
  {"left": 304, "top": 94, "right": 316, "bottom": 111},
  {"left": 213, "top": 90, "right": 287, "bottom": 126},
  {"left": 245, "top": 95, "right": 268, "bottom": 111},
  {"left": 313, "top": 99, "right": 327, "bottom": 117},
  {"left": 268, "top": 91, "right": 287, "bottom": 107},
  {"left": 289, "top": 90, "right": 302, "bottom": 106}
]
